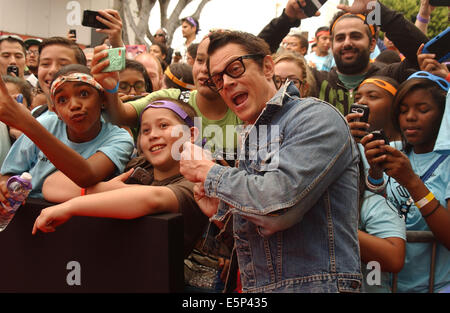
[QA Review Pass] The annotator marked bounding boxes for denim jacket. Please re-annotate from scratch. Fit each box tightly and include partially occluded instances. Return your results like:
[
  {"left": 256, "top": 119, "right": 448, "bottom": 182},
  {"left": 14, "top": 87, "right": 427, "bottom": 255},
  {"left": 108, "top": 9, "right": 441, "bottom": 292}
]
[{"left": 203, "top": 83, "right": 362, "bottom": 293}]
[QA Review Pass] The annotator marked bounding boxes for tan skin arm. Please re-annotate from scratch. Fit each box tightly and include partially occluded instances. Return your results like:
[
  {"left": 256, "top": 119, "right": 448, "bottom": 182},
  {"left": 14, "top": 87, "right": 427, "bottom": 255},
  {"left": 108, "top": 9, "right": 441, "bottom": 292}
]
[{"left": 32, "top": 184, "right": 179, "bottom": 234}]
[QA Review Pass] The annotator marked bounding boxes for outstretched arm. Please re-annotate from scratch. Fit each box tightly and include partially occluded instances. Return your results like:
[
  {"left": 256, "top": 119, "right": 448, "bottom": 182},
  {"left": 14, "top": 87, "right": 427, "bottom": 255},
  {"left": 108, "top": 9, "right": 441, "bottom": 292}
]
[
  {"left": 0, "top": 76, "right": 126, "bottom": 188},
  {"left": 32, "top": 184, "right": 179, "bottom": 234},
  {"left": 258, "top": 0, "right": 314, "bottom": 54}
]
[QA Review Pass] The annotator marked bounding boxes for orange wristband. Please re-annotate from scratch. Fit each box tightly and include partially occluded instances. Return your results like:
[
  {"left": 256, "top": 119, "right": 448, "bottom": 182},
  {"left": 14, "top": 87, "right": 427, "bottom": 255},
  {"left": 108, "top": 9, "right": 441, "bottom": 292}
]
[{"left": 81, "top": 188, "right": 86, "bottom": 196}]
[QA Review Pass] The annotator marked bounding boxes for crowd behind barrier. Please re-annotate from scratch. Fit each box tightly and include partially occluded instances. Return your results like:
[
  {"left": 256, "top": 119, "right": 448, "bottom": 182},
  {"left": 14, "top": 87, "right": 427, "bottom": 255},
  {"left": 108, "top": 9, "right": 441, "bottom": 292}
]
[{"left": 0, "top": 0, "right": 449, "bottom": 294}]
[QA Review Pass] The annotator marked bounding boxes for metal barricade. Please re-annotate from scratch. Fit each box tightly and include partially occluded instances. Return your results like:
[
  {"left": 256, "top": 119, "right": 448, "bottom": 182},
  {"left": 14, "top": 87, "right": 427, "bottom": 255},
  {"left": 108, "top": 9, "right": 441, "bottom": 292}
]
[{"left": 391, "top": 230, "right": 437, "bottom": 293}]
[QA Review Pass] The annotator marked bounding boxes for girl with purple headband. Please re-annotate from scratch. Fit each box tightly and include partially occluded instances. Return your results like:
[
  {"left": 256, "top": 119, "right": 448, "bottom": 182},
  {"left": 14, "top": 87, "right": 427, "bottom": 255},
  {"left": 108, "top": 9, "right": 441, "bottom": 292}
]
[{"left": 33, "top": 98, "right": 209, "bottom": 259}]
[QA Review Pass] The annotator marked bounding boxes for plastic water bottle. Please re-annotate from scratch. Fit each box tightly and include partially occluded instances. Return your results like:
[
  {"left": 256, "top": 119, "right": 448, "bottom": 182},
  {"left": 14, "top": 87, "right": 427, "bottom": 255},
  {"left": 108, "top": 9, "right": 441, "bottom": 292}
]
[{"left": 0, "top": 172, "right": 32, "bottom": 232}]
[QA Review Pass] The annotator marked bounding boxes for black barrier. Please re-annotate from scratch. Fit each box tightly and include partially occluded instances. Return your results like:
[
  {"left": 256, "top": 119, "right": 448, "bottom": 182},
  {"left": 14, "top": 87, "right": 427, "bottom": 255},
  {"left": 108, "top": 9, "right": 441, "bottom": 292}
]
[{"left": 0, "top": 198, "right": 184, "bottom": 293}]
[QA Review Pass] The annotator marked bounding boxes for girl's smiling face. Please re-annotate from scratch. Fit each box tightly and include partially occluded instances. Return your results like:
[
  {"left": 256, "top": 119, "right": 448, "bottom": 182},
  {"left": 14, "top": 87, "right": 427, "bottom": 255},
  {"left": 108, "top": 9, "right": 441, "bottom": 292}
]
[
  {"left": 398, "top": 88, "right": 443, "bottom": 154},
  {"left": 53, "top": 81, "right": 103, "bottom": 143},
  {"left": 139, "top": 108, "right": 191, "bottom": 178}
]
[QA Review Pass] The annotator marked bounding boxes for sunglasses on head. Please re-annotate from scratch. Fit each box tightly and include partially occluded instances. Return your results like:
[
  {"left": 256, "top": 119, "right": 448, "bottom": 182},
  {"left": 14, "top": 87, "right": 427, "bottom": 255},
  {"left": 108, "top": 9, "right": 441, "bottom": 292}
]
[{"left": 407, "top": 71, "right": 450, "bottom": 92}]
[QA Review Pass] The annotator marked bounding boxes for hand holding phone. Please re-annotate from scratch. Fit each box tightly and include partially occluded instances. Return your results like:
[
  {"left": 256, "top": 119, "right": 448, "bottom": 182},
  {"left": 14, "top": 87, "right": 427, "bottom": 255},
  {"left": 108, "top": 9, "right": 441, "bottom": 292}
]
[
  {"left": 124, "top": 167, "right": 152, "bottom": 185},
  {"left": 82, "top": 10, "right": 109, "bottom": 29},
  {"left": 370, "top": 129, "right": 389, "bottom": 145},
  {"left": 350, "top": 103, "right": 370, "bottom": 123},
  {"left": 7, "top": 65, "right": 19, "bottom": 77},
  {"left": 100, "top": 47, "right": 126, "bottom": 72},
  {"left": 422, "top": 27, "right": 450, "bottom": 62},
  {"left": 296, "top": 0, "right": 327, "bottom": 17}
]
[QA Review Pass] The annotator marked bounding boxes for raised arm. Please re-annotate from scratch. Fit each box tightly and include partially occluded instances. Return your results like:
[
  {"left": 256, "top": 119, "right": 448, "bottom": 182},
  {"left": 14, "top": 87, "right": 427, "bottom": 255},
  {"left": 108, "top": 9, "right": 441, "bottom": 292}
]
[
  {"left": 90, "top": 45, "right": 140, "bottom": 128},
  {"left": 258, "top": 0, "right": 311, "bottom": 54},
  {"left": 0, "top": 76, "right": 131, "bottom": 188}
]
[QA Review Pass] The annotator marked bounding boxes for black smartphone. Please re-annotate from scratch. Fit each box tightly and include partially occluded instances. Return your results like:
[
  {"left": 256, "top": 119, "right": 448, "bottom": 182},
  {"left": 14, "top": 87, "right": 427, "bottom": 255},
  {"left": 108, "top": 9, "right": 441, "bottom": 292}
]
[
  {"left": 370, "top": 129, "right": 389, "bottom": 145},
  {"left": 82, "top": 10, "right": 109, "bottom": 29},
  {"left": 350, "top": 103, "right": 370, "bottom": 123},
  {"left": 7, "top": 65, "right": 19, "bottom": 76},
  {"left": 422, "top": 27, "right": 450, "bottom": 62},
  {"left": 124, "top": 167, "right": 152, "bottom": 185},
  {"left": 297, "top": 0, "right": 327, "bottom": 17},
  {"left": 429, "top": 0, "right": 450, "bottom": 6},
  {"left": 69, "top": 29, "right": 77, "bottom": 38}
]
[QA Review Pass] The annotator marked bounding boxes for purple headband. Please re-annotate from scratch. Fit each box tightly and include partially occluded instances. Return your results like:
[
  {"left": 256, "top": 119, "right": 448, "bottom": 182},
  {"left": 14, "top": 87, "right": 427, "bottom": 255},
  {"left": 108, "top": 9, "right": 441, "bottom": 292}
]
[
  {"left": 185, "top": 17, "right": 198, "bottom": 28},
  {"left": 140, "top": 100, "right": 194, "bottom": 127}
]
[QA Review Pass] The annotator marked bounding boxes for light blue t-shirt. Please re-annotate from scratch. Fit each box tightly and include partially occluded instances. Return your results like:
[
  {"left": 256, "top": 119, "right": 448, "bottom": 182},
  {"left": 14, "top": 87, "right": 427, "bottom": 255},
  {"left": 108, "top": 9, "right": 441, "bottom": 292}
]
[
  {"left": 1, "top": 113, "right": 134, "bottom": 198},
  {"left": 385, "top": 151, "right": 450, "bottom": 293},
  {"left": 359, "top": 190, "right": 406, "bottom": 293},
  {"left": 305, "top": 51, "right": 334, "bottom": 72}
]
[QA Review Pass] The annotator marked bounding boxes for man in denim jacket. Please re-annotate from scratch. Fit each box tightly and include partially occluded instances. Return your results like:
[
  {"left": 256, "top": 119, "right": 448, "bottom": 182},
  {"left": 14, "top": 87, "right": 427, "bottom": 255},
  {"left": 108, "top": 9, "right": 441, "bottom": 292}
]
[{"left": 180, "top": 31, "right": 362, "bottom": 293}]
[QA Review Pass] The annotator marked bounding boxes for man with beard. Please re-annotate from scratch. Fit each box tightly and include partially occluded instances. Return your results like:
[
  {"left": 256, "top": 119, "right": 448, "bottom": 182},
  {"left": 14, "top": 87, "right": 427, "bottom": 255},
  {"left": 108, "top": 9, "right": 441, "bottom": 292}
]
[
  {"left": 260, "top": 0, "right": 428, "bottom": 116},
  {"left": 318, "top": 1, "right": 427, "bottom": 116}
]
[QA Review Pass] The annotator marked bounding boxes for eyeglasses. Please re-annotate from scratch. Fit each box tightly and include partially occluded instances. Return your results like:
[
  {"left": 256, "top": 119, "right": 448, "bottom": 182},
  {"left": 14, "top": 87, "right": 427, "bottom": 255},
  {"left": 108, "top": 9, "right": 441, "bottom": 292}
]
[
  {"left": 118, "top": 81, "right": 146, "bottom": 94},
  {"left": 407, "top": 71, "right": 450, "bottom": 92},
  {"left": 207, "top": 54, "right": 265, "bottom": 92},
  {"left": 273, "top": 75, "right": 303, "bottom": 90},
  {"left": 26, "top": 50, "right": 39, "bottom": 56},
  {"left": 0, "top": 34, "right": 24, "bottom": 43},
  {"left": 154, "top": 33, "right": 165, "bottom": 37}
]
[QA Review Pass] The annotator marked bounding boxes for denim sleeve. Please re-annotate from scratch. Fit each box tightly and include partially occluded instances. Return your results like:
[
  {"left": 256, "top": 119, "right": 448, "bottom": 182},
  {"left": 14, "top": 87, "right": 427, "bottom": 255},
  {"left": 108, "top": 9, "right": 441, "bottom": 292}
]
[{"left": 204, "top": 101, "right": 358, "bottom": 233}]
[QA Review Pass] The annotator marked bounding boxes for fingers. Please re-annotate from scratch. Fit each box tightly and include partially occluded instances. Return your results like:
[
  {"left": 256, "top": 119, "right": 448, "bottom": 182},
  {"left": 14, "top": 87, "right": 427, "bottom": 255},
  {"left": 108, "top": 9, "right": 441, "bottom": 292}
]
[
  {"left": 91, "top": 45, "right": 110, "bottom": 71},
  {"left": 119, "top": 168, "right": 134, "bottom": 182}
]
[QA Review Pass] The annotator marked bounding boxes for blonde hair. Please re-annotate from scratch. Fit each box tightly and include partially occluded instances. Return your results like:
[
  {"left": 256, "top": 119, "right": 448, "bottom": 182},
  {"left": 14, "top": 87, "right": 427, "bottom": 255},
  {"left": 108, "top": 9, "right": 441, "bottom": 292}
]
[{"left": 273, "top": 50, "right": 317, "bottom": 97}]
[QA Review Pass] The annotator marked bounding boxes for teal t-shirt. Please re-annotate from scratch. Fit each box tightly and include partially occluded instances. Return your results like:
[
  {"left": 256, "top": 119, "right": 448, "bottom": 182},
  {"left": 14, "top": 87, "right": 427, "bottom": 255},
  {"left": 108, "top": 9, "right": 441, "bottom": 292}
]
[
  {"left": 359, "top": 190, "right": 406, "bottom": 293},
  {"left": 1, "top": 113, "right": 134, "bottom": 198},
  {"left": 385, "top": 151, "right": 450, "bottom": 293}
]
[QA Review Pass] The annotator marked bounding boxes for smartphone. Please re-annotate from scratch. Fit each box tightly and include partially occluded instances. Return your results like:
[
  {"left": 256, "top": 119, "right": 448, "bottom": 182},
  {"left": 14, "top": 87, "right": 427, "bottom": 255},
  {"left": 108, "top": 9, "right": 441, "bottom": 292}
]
[
  {"left": 124, "top": 167, "right": 152, "bottom": 185},
  {"left": 350, "top": 103, "right": 370, "bottom": 123},
  {"left": 422, "top": 27, "right": 450, "bottom": 62},
  {"left": 429, "top": 0, "right": 450, "bottom": 6},
  {"left": 82, "top": 10, "right": 108, "bottom": 29},
  {"left": 370, "top": 129, "right": 389, "bottom": 145},
  {"left": 7, "top": 65, "right": 19, "bottom": 77},
  {"left": 297, "top": 0, "right": 327, "bottom": 17},
  {"left": 69, "top": 29, "right": 77, "bottom": 38},
  {"left": 100, "top": 47, "right": 126, "bottom": 72}
]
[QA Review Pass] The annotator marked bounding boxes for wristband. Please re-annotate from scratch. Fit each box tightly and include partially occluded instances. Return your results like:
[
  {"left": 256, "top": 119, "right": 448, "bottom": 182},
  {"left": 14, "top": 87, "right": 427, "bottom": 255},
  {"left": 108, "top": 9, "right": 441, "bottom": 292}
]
[
  {"left": 446, "top": 72, "right": 450, "bottom": 83},
  {"left": 104, "top": 81, "right": 119, "bottom": 94},
  {"left": 365, "top": 174, "right": 387, "bottom": 193},
  {"left": 422, "top": 202, "right": 440, "bottom": 219},
  {"left": 81, "top": 188, "right": 87, "bottom": 196},
  {"left": 415, "top": 192, "right": 434, "bottom": 209},
  {"left": 416, "top": 14, "right": 429, "bottom": 24},
  {"left": 367, "top": 175, "right": 384, "bottom": 185}
]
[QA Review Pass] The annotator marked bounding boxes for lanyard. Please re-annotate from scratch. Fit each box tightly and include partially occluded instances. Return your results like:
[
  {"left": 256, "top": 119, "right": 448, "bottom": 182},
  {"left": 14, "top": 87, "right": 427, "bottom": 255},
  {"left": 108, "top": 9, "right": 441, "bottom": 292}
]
[{"left": 401, "top": 154, "right": 448, "bottom": 221}]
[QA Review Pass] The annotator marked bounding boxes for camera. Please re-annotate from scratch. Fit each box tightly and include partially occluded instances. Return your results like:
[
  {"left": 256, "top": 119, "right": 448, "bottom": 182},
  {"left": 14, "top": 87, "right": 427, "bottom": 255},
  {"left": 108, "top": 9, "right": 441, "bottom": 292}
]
[
  {"left": 297, "top": 0, "right": 327, "bottom": 17},
  {"left": 370, "top": 129, "right": 389, "bottom": 145},
  {"left": 124, "top": 167, "right": 152, "bottom": 185},
  {"left": 69, "top": 29, "right": 77, "bottom": 39},
  {"left": 100, "top": 47, "right": 126, "bottom": 72},
  {"left": 7, "top": 65, "right": 19, "bottom": 77},
  {"left": 350, "top": 103, "right": 370, "bottom": 123},
  {"left": 82, "top": 10, "right": 109, "bottom": 29},
  {"left": 423, "top": 27, "right": 450, "bottom": 62}
]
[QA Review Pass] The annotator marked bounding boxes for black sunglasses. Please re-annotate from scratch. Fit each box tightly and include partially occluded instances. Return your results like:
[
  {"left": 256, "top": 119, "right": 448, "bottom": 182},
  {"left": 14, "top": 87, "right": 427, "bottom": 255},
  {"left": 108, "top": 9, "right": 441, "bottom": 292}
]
[{"left": 207, "top": 54, "right": 265, "bottom": 92}]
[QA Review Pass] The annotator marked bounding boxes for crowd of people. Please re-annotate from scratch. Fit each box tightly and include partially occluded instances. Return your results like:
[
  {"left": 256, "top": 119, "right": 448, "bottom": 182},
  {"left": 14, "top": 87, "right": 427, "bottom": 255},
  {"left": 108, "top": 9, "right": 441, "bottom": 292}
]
[{"left": 0, "top": 0, "right": 449, "bottom": 293}]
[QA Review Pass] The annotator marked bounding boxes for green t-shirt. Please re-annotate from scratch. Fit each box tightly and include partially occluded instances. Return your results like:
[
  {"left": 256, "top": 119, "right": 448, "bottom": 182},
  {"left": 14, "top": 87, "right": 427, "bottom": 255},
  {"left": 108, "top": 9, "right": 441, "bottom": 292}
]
[{"left": 129, "top": 88, "right": 242, "bottom": 156}]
